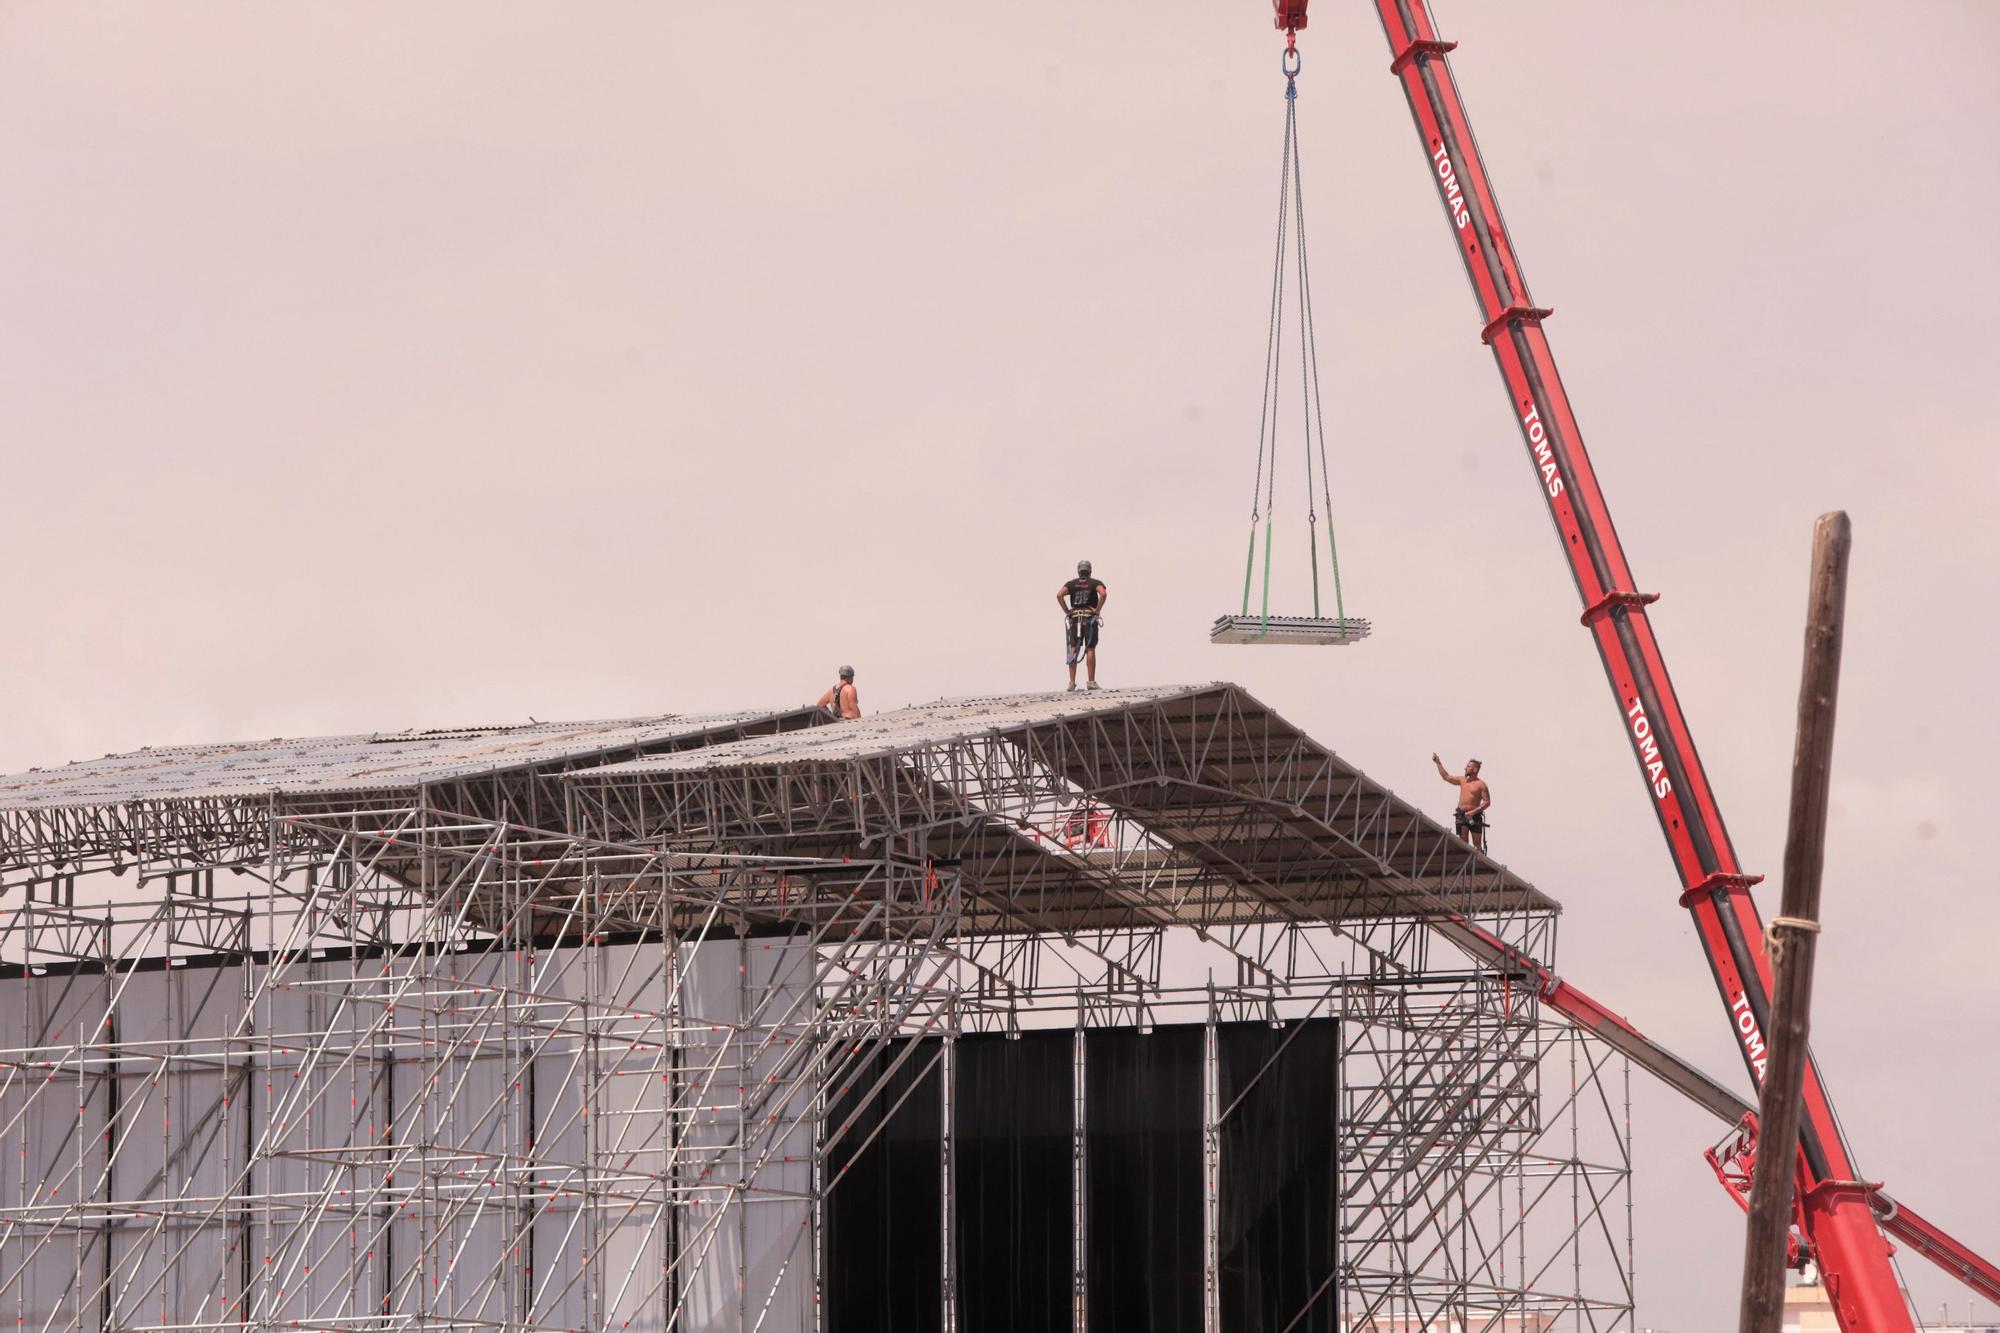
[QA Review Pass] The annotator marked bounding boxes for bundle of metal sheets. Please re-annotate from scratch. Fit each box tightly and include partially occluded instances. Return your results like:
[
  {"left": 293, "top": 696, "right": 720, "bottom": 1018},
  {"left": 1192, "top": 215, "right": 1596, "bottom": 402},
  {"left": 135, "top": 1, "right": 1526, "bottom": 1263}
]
[{"left": 1209, "top": 613, "right": 1372, "bottom": 645}]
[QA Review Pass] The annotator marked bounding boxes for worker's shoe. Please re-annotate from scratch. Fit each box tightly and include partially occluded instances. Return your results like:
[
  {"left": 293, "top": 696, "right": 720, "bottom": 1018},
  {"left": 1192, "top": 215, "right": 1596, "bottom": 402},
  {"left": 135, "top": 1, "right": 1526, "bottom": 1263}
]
[
  {"left": 1086, "top": 681, "right": 1102, "bottom": 691},
  {"left": 1065, "top": 681, "right": 1078, "bottom": 692}
]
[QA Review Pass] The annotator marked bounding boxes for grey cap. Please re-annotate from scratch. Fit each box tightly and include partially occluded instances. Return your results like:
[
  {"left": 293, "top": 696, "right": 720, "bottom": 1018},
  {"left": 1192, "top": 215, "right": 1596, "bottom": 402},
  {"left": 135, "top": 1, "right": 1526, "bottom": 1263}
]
[
  {"left": 839, "top": 665, "right": 855, "bottom": 680},
  {"left": 1077, "top": 559, "right": 1092, "bottom": 576}
]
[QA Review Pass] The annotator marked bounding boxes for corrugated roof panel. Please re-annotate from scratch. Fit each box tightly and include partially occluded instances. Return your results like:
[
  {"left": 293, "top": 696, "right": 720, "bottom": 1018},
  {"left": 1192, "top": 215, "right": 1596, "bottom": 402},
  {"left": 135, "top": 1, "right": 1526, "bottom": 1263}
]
[
  {"left": 561, "top": 683, "right": 1557, "bottom": 921},
  {"left": 577, "top": 684, "right": 1218, "bottom": 774},
  {"left": 0, "top": 709, "right": 801, "bottom": 811}
]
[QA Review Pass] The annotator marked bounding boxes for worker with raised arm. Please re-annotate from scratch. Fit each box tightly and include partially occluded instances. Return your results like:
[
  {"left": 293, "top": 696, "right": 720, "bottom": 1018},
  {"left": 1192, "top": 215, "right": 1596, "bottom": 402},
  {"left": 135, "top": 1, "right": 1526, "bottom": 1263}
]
[
  {"left": 818, "top": 665, "right": 861, "bottom": 719},
  {"left": 1056, "top": 560, "right": 1108, "bottom": 692},
  {"left": 1432, "top": 753, "right": 1490, "bottom": 852}
]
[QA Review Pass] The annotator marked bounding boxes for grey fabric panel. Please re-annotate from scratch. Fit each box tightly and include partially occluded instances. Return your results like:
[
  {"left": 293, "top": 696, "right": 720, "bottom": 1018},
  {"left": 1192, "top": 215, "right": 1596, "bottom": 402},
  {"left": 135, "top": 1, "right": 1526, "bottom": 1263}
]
[
  {"left": 0, "top": 937, "right": 815, "bottom": 1330},
  {"left": 672, "top": 940, "right": 815, "bottom": 1333},
  {"left": 1, "top": 970, "right": 111, "bottom": 1328},
  {"left": 105, "top": 967, "right": 241, "bottom": 1327}
]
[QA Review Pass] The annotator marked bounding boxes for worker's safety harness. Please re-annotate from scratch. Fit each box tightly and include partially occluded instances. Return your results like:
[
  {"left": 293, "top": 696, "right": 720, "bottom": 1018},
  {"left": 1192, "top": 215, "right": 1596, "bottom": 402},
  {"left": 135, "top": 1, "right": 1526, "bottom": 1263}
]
[{"left": 1064, "top": 597, "right": 1100, "bottom": 666}]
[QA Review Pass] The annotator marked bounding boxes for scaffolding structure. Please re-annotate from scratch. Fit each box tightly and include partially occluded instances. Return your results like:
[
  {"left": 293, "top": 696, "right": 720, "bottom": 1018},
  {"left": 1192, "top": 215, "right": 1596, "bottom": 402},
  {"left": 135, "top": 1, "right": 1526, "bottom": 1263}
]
[{"left": 0, "top": 685, "right": 1634, "bottom": 1332}]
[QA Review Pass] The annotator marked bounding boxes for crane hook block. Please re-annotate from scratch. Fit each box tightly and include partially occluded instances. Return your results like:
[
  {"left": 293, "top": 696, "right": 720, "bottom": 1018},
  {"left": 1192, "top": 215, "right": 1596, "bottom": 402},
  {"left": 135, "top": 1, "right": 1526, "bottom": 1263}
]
[{"left": 1273, "top": 1, "right": 1308, "bottom": 33}]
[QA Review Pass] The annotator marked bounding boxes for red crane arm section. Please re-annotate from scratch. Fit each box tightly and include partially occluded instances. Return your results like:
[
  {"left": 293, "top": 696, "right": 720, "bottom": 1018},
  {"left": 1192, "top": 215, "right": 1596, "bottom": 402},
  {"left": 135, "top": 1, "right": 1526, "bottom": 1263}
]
[
  {"left": 1364, "top": 3, "right": 1908, "bottom": 1328},
  {"left": 1430, "top": 920, "right": 1753, "bottom": 1123},
  {"left": 1877, "top": 1198, "right": 2000, "bottom": 1307},
  {"left": 1435, "top": 918, "right": 2000, "bottom": 1308}
]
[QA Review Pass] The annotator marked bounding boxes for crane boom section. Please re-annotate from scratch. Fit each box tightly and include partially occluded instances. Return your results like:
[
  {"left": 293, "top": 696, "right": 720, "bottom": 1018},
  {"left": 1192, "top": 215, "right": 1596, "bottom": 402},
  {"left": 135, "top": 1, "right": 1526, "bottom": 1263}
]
[
  {"left": 1433, "top": 917, "right": 2000, "bottom": 1308},
  {"left": 1367, "top": 4, "right": 1908, "bottom": 1329},
  {"left": 1876, "top": 1200, "right": 2000, "bottom": 1306}
]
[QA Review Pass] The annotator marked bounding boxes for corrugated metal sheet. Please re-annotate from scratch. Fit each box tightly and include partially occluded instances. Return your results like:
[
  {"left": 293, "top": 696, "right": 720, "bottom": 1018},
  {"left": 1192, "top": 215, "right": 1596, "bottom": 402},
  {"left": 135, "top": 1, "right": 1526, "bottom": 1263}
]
[
  {"left": 580, "top": 685, "right": 1214, "bottom": 773},
  {"left": 568, "top": 683, "right": 1557, "bottom": 920},
  {"left": 0, "top": 709, "right": 800, "bottom": 811}
]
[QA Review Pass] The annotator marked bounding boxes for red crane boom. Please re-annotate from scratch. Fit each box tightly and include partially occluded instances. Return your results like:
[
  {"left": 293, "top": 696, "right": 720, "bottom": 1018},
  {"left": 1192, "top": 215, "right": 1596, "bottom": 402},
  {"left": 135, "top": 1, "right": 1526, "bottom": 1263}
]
[
  {"left": 1252, "top": 0, "right": 1952, "bottom": 1325},
  {"left": 1441, "top": 915, "right": 2000, "bottom": 1312},
  {"left": 1876, "top": 1198, "right": 2000, "bottom": 1308}
]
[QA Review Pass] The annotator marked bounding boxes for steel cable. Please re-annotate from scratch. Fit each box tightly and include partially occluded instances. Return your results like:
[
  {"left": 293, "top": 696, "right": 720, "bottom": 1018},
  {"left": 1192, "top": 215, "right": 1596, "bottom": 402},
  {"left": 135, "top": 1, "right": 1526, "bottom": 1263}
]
[{"left": 1244, "top": 74, "right": 1297, "bottom": 616}]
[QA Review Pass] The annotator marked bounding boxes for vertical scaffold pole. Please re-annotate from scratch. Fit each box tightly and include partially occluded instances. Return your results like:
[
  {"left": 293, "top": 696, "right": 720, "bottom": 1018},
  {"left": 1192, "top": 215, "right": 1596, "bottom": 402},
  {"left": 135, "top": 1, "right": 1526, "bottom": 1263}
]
[
  {"left": 1073, "top": 1020, "right": 1088, "bottom": 1333},
  {"left": 941, "top": 1035, "right": 956, "bottom": 1333},
  {"left": 1202, "top": 992, "right": 1220, "bottom": 1333}
]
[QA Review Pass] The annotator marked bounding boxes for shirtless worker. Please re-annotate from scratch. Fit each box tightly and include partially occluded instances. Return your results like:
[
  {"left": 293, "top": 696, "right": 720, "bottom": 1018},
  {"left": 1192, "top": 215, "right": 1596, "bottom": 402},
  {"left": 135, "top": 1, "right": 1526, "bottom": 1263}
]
[
  {"left": 1056, "top": 560, "right": 1108, "bottom": 692},
  {"left": 1432, "top": 753, "right": 1491, "bottom": 852},
  {"left": 817, "top": 665, "right": 861, "bottom": 719}
]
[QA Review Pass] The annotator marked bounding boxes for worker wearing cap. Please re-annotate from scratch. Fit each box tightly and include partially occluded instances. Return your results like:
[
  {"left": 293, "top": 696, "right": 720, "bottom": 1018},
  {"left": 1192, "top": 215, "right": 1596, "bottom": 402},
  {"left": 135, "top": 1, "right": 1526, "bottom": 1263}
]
[
  {"left": 1056, "top": 561, "right": 1108, "bottom": 692},
  {"left": 818, "top": 666, "right": 861, "bottom": 719},
  {"left": 1432, "top": 753, "right": 1490, "bottom": 852}
]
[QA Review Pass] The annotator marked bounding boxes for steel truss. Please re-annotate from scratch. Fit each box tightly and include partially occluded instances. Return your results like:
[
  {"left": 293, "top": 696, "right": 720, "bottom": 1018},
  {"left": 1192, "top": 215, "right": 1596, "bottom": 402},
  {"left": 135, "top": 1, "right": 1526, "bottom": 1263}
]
[{"left": 1, "top": 688, "right": 1634, "bottom": 1331}]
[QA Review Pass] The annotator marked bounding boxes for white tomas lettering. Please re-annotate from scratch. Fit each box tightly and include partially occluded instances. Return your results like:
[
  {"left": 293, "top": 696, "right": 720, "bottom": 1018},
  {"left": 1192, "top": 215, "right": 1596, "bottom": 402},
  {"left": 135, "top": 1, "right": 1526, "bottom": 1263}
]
[
  {"left": 1519, "top": 405, "right": 1566, "bottom": 498},
  {"left": 1431, "top": 143, "right": 1471, "bottom": 230},
  {"left": 1729, "top": 993, "right": 1772, "bottom": 1080},
  {"left": 1624, "top": 697, "right": 1674, "bottom": 799}
]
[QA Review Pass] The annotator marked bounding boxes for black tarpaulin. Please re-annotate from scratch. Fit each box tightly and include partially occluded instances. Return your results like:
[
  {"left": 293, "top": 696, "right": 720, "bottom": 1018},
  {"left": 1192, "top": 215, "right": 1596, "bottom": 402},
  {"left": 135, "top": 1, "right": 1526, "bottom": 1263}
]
[
  {"left": 1085, "top": 1026, "right": 1204, "bottom": 1333},
  {"left": 954, "top": 1032, "right": 1074, "bottom": 1333},
  {"left": 1218, "top": 1020, "right": 1340, "bottom": 1333},
  {"left": 826, "top": 1039, "right": 944, "bottom": 1333}
]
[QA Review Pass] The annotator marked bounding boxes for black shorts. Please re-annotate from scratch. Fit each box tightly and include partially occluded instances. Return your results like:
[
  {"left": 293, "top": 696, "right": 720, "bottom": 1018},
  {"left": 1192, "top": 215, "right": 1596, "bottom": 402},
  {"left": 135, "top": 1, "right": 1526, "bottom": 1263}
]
[
  {"left": 1066, "top": 615, "right": 1101, "bottom": 653},
  {"left": 1455, "top": 809, "right": 1488, "bottom": 835}
]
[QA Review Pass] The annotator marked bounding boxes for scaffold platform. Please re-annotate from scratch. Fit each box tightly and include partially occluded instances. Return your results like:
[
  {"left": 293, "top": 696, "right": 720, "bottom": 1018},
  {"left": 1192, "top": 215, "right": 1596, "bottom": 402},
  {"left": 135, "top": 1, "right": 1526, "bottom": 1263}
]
[{"left": 0, "top": 683, "right": 1632, "bottom": 1333}]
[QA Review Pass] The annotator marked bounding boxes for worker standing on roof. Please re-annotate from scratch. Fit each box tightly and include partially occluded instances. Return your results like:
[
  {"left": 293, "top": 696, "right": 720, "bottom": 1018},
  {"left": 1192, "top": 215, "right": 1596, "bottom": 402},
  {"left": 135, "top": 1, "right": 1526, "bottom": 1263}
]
[
  {"left": 1057, "top": 561, "right": 1108, "bottom": 692},
  {"left": 1432, "top": 754, "right": 1490, "bottom": 851},
  {"left": 818, "top": 666, "right": 861, "bottom": 719}
]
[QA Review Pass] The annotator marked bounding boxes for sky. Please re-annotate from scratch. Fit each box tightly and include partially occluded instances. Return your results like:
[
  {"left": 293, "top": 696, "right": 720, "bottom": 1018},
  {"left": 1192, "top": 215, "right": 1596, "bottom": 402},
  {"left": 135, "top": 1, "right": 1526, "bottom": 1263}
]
[{"left": 2, "top": 1, "right": 1997, "bottom": 1329}]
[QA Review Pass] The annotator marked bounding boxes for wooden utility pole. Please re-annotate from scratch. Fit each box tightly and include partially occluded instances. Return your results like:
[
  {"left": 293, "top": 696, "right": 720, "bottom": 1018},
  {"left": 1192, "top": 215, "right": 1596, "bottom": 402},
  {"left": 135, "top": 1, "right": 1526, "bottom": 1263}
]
[{"left": 1739, "top": 511, "right": 1853, "bottom": 1333}]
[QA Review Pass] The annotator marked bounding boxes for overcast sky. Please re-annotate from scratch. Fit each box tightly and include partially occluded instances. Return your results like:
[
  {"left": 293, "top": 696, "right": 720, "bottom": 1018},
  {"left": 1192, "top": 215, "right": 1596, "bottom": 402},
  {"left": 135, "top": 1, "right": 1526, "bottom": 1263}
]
[{"left": 3, "top": 2, "right": 1996, "bottom": 1329}]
